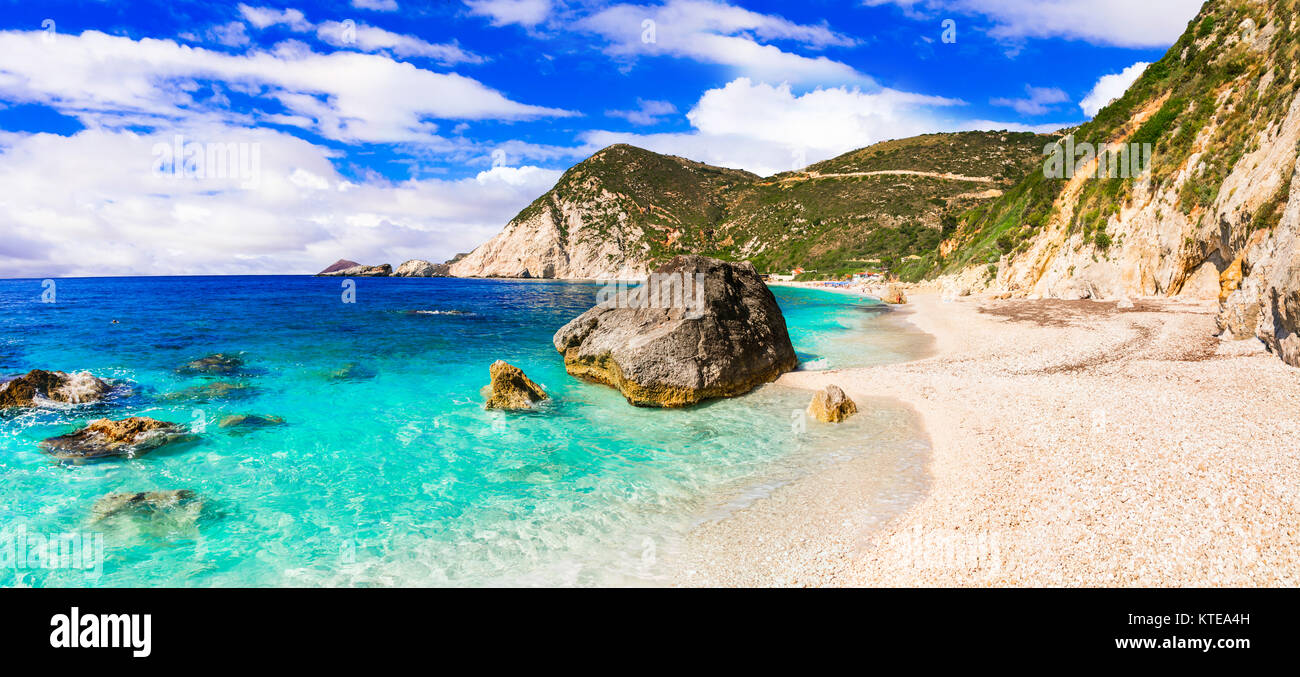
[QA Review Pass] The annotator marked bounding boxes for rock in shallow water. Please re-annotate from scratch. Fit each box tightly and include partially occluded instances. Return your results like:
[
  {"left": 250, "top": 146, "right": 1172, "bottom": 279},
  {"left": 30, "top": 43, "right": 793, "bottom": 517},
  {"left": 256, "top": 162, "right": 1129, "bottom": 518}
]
[
  {"left": 178, "top": 353, "right": 246, "bottom": 376},
  {"left": 807, "top": 385, "right": 858, "bottom": 423},
  {"left": 92, "top": 490, "right": 202, "bottom": 522},
  {"left": 218, "top": 414, "right": 285, "bottom": 430},
  {"left": 553, "top": 256, "right": 798, "bottom": 407},
  {"left": 163, "top": 381, "right": 254, "bottom": 402},
  {"left": 40, "top": 417, "right": 192, "bottom": 460},
  {"left": 0, "top": 369, "right": 112, "bottom": 409},
  {"left": 483, "top": 360, "right": 549, "bottom": 410}
]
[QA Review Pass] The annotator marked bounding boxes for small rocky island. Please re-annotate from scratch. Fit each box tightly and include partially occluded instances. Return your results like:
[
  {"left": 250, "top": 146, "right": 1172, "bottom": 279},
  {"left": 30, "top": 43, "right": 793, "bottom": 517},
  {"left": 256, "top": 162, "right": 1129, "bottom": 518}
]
[
  {"left": 553, "top": 255, "right": 798, "bottom": 407},
  {"left": 315, "top": 258, "right": 456, "bottom": 277}
]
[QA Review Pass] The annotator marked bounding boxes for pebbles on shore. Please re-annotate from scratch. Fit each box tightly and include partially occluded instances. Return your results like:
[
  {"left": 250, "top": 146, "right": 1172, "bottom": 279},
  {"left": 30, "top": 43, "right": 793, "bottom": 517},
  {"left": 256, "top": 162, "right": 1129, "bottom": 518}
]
[{"left": 676, "top": 293, "right": 1300, "bottom": 587}]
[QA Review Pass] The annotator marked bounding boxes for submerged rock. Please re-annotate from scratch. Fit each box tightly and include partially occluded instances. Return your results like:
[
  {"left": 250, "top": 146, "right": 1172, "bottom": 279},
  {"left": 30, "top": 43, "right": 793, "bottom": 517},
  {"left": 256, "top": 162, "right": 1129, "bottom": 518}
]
[
  {"left": 91, "top": 490, "right": 202, "bottom": 523},
  {"left": 163, "top": 381, "right": 254, "bottom": 402},
  {"left": 327, "top": 362, "right": 376, "bottom": 381},
  {"left": 483, "top": 360, "right": 549, "bottom": 410},
  {"left": 218, "top": 414, "right": 285, "bottom": 430},
  {"left": 0, "top": 369, "right": 112, "bottom": 409},
  {"left": 40, "top": 417, "right": 192, "bottom": 460},
  {"left": 553, "top": 256, "right": 798, "bottom": 407},
  {"left": 178, "top": 353, "right": 246, "bottom": 376},
  {"left": 807, "top": 385, "right": 858, "bottom": 423}
]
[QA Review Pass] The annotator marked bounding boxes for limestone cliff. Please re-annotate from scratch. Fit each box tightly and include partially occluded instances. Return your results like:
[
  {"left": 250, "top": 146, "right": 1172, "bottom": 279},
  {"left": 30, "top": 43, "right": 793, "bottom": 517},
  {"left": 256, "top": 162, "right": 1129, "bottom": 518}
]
[{"left": 937, "top": 0, "right": 1300, "bottom": 367}]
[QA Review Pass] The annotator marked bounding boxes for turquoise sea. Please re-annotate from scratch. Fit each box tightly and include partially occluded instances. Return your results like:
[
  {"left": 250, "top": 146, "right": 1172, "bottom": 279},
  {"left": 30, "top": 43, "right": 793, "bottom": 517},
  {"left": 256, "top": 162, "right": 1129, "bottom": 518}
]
[{"left": 0, "top": 277, "right": 931, "bottom": 587}]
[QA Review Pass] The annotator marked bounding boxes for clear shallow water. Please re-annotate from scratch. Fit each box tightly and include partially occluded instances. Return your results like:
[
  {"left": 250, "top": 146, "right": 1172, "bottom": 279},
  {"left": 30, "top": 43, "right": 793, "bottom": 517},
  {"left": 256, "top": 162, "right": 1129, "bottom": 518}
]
[{"left": 0, "top": 277, "right": 929, "bottom": 587}]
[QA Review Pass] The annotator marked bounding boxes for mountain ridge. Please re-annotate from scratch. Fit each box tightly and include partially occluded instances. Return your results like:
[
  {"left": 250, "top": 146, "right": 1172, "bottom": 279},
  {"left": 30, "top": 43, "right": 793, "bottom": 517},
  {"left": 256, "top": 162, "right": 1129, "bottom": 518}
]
[{"left": 449, "top": 132, "right": 1055, "bottom": 280}]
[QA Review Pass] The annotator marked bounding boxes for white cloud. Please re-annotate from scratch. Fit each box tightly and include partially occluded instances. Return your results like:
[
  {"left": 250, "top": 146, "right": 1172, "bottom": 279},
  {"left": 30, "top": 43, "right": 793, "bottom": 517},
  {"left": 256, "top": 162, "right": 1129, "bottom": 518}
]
[
  {"left": 465, "top": 0, "right": 554, "bottom": 28},
  {"left": 577, "top": 0, "right": 865, "bottom": 84},
  {"left": 353, "top": 0, "right": 400, "bottom": 10},
  {"left": 579, "top": 78, "right": 1074, "bottom": 176},
  {"left": 990, "top": 85, "right": 1069, "bottom": 116},
  {"left": 582, "top": 78, "right": 968, "bottom": 176},
  {"left": 862, "top": 0, "right": 1203, "bottom": 48},
  {"left": 0, "top": 30, "right": 572, "bottom": 144},
  {"left": 0, "top": 127, "right": 562, "bottom": 277},
  {"left": 237, "top": 5, "right": 313, "bottom": 32},
  {"left": 606, "top": 99, "right": 678, "bottom": 125},
  {"left": 1080, "top": 61, "right": 1150, "bottom": 117},
  {"left": 236, "top": 6, "right": 484, "bottom": 65},
  {"left": 208, "top": 22, "right": 252, "bottom": 47},
  {"left": 315, "top": 21, "right": 484, "bottom": 64}
]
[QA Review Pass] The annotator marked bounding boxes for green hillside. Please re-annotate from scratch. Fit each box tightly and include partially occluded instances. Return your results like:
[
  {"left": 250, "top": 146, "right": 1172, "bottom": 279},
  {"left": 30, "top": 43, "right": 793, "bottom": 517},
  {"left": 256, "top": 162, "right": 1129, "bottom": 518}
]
[{"left": 515, "top": 131, "right": 1054, "bottom": 278}]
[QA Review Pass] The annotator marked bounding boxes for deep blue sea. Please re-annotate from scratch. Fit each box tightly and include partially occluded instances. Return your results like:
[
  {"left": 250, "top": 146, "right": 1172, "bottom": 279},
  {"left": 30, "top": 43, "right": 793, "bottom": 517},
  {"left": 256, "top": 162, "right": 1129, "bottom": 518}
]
[{"left": 0, "top": 276, "right": 931, "bottom": 587}]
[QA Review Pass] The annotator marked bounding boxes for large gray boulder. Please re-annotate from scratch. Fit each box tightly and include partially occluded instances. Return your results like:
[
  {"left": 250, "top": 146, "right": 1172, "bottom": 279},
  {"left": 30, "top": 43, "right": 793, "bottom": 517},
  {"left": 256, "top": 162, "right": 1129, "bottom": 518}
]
[{"left": 553, "top": 256, "right": 798, "bottom": 407}]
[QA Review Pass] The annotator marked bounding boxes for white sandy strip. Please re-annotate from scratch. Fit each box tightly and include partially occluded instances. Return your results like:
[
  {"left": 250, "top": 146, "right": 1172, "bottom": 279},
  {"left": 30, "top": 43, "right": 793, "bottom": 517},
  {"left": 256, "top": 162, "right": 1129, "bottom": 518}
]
[{"left": 674, "top": 293, "right": 1300, "bottom": 586}]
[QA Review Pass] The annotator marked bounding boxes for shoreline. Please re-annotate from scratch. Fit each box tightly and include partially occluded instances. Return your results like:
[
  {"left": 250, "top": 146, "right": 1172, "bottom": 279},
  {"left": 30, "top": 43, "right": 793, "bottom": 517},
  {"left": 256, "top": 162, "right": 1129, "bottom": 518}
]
[{"left": 675, "top": 292, "right": 1300, "bottom": 586}]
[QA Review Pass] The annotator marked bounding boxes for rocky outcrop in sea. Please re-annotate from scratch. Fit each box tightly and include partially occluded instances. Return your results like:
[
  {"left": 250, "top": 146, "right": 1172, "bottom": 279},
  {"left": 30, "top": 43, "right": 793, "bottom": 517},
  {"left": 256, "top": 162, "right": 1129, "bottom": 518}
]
[
  {"left": 317, "top": 259, "right": 361, "bottom": 275},
  {"left": 553, "top": 255, "right": 798, "bottom": 407},
  {"left": 483, "top": 361, "right": 549, "bottom": 410},
  {"left": 317, "top": 263, "right": 393, "bottom": 277},
  {"left": 394, "top": 259, "right": 451, "bottom": 277},
  {"left": 40, "top": 417, "right": 192, "bottom": 460},
  {"left": 0, "top": 369, "right": 112, "bottom": 409}
]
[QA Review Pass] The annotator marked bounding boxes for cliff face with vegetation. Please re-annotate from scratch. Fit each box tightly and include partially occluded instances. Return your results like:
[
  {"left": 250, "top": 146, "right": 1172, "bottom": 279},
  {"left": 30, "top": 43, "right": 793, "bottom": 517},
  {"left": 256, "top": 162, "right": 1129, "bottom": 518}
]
[
  {"left": 450, "top": 132, "right": 1051, "bottom": 279},
  {"left": 936, "top": 0, "right": 1300, "bottom": 365}
]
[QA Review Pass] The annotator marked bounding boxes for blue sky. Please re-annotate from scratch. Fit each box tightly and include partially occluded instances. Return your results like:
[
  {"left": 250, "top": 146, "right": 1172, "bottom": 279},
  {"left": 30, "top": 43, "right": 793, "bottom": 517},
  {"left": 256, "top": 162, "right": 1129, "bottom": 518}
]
[{"left": 0, "top": 0, "right": 1204, "bottom": 277}]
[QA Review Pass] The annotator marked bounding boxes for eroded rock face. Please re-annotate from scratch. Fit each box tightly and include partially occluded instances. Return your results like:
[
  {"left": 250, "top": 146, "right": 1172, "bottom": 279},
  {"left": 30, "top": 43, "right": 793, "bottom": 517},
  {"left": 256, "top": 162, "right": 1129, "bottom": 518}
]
[
  {"left": 92, "top": 490, "right": 202, "bottom": 523},
  {"left": 40, "top": 417, "right": 191, "bottom": 460},
  {"left": 0, "top": 370, "right": 112, "bottom": 409},
  {"left": 393, "top": 259, "right": 450, "bottom": 277},
  {"left": 553, "top": 256, "right": 798, "bottom": 407},
  {"left": 807, "top": 385, "right": 858, "bottom": 423},
  {"left": 483, "top": 361, "right": 549, "bottom": 410}
]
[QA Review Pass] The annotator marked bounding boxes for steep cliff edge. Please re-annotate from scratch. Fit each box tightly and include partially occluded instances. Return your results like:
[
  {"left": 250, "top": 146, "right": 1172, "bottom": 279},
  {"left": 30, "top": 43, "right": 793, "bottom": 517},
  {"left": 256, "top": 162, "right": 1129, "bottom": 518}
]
[{"left": 936, "top": 0, "right": 1300, "bottom": 365}]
